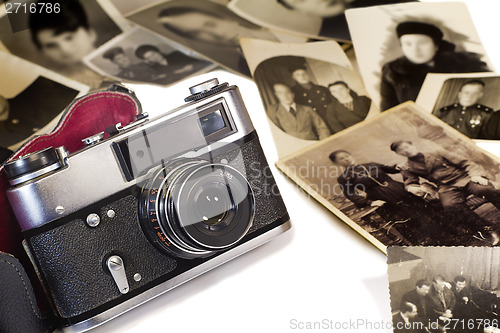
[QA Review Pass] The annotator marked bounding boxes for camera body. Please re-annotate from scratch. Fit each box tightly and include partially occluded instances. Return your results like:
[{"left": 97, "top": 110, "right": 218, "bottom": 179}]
[{"left": 5, "top": 79, "right": 290, "bottom": 332}]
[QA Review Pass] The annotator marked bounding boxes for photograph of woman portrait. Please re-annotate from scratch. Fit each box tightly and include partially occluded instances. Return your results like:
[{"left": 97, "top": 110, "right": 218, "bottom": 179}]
[
  {"left": 127, "top": 0, "right": 281, "bottom": 77},
  {"left": 346, "top": 2, "right": 494, "bottom": 111}
]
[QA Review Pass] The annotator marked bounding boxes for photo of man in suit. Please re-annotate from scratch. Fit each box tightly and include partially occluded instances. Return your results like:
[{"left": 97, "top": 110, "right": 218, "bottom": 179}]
[
  {"left": 401, "top": 279, "right": 432, "bottom": 326},
  {"left": 428, "top": 275, "right": 455, "bottom": 323},
  {"left": 267, "top": 83, "right": 330, "bottom": 140},
  {"left": 393, "top": 302, "right": 421, "bottom": 333}
]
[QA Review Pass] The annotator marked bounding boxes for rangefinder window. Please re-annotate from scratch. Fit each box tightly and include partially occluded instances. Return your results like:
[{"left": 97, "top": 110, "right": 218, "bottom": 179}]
[
  {"left": 197, "top": 103, "right": 233, "bottom": 140},
  {"left": 199, "top": 110, "right": 225, "bottom": 136}
]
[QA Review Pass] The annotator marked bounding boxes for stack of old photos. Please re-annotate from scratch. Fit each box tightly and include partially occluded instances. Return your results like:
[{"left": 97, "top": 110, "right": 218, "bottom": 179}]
[
  {"left": 232, "top": 2, "right": 500, "bottom": 331},
  {"left": 0, "top": 0, "right": 394, "bottom": 152},
  {"left": 228, "top": 1, "right": 500, "bottom": 249}
]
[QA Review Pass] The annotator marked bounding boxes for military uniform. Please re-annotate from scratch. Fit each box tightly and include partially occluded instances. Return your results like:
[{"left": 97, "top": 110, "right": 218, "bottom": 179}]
[
  {"left": 433, "top": 103, "right": 495, "bottom": 139},
  {"left": 291, "top": 83, "right": 332, "bottom": 121},
  {"left": 402, "top": 151, "right": 500, "bottom": 211}
]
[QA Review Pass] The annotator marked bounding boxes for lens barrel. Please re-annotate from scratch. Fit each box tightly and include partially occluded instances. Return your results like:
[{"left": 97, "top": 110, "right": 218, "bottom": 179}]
[{"left": 139, "top": 159, "right": 254, "bottom": 259}]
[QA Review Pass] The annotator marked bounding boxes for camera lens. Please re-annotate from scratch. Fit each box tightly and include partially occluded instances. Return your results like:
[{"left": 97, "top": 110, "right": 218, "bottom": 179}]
[
  {"left": 194, "top": 184, "right": 232, "bottom": 227},
  {"left": 139, "top": 160, "right": 254, "bottom": 259}
]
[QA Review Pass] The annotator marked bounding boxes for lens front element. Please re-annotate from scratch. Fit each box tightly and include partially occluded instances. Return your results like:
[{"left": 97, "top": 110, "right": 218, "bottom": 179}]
[{"left": 193, "top": 182, "right": 232, "bottom": 227}]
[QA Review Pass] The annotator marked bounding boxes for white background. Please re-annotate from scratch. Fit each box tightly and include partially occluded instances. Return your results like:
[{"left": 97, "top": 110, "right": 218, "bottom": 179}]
[{"left": 86, "top": 1, "right": 500, "bottom": 332}]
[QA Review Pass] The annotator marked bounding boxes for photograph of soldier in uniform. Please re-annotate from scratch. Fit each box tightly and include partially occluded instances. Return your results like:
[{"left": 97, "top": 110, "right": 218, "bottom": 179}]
[
  {"left": 276, "top": 102, "right": 500, "bottom": 252},
  {"left": 126, "top": 0, "right": 282, "bottom": 77},
  {"left": 289, "top": 64, "right": 332, "bottom": 122},
  {"left": 390, "top": 140, "right": 500, "bottom": 242},
  {"left": 0, "top": 0, "right": 128, "bottom": 88},
  {"left": 346, "top": 2, "right": 494, "bottom": 111},
  {"left": 388, "top": 247, "right": 500, "bottom": 333},
  {"left": 328, "top": 150, "right": 446, "bottom": 245},
  {"left": 84, "top": 28, "right": 214, "bottom": 86},
  {"left": 429, "top": 77, "right": 500, "bottom": 140},
  {"left": 240, "top": 39, "right": 377, "bottom": 157},
  {"left": 228, "top": 0, "right": 415, "bottom": 41}
]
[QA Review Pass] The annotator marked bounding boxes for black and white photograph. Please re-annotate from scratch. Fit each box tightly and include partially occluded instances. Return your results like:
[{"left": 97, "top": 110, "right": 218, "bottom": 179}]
[
  {"left": 240, "top": 38, "right": 377, "bottom": 157},
  {"left": 415, "top": 73, "right": 500, "bottom": 141},
  {"left": 126, "top": 0, "right": 284, "bottom": 77},
  {"left": 84, "top": 27, "right": 215, "bottom": 86},
  {"left": 0, "top": 0, "right": 129, "bottom": 88},
  {"left": 345, "top": 2, "right": 494, "bottom": 112},
  {"left": 277, "top": 102, "right": 500, "bottom": 252},
  {"left": 228, "top": 0, "right": 415, "bottom": 42},
  {"left": 0, "top": 51, "right": 89, "bottom": 151},
  {"left": 388, "top": 246, "right": 500, "bottom": 333},
  {"left": 108, "top": 0, "right": 232, "bottom": 16}
]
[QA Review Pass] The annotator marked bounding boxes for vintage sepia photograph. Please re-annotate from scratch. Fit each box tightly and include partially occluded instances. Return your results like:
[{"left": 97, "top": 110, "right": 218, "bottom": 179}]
[
  {"left": 415, "top": 74, "right": 500, "bottom": 141},
  {"left": 228, "top": 0, "right": 415, "bottom": 42},
  {"left": 0, "top": 0, "right": 129, "bottom": 88},
  {"left": 127, "top": 0, "right": 282, "bottom": 77},
  {"left": 277, "top": 102, "right": 500, "bottom": 252},
  {"left": 84, "top": 27, "right": 215, "bottom": 86},
  {"left": 108, "top": 0, "right": 232, "bottom": 15},
  {"left": 388, "top": 246, "right": 500, "bottom": 333},
  {"left": 240, "top": 38, "right": 377, "bottom": 157},
  {"left": 0, "top": 52, "right": 89, "bottom": 151},
  {"left": 346, "top": 2, "right": 494, "bottom": 112}
]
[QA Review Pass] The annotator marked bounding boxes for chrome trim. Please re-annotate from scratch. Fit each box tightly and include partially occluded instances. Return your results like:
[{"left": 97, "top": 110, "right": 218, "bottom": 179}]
[
  {"left": 8, "top": 162, "right": 62, "bottom": 186},
  {"left": 7, "top": 85, "right": 255, "bottom": 230},
  {"left": 60, "top": 220, "right": 291, "bottom": 333}
]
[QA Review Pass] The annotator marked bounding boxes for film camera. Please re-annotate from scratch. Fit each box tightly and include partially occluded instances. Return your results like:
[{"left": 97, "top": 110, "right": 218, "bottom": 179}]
[{"left": 5, "top": 79, "right": 291, "bottom": 332}]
